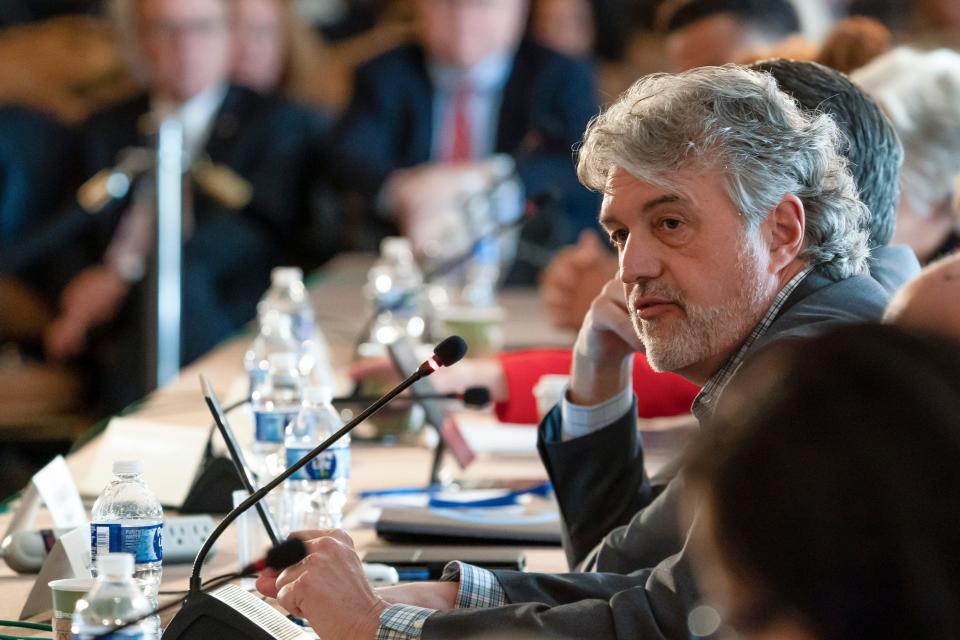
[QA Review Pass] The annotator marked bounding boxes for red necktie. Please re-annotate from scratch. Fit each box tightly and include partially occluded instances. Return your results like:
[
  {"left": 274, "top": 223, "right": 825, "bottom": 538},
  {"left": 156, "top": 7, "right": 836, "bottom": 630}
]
[{"left": 446, "top": 82, "right": 472, "bottom": 163}]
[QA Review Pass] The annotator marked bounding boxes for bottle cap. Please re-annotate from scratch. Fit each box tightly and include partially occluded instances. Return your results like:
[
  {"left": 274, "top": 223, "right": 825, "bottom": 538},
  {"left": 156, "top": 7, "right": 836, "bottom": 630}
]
[
  {"left": 380, "top": 237, "right": 412, "bottom": 259},
  {"left": 113, "top": 460, "right": 143, "bottom": 475},
  {"left": 303, "top": 386, "right": 333, "bottom": 405},
  {"left": 268, "top": 352, "right": 299, "bottom": 370},
  {"left": 271, "top": 267, "right": 303, "bottom": 286},
  {"left": 97, "top": 553, "right": 135, "bottom": 578}
]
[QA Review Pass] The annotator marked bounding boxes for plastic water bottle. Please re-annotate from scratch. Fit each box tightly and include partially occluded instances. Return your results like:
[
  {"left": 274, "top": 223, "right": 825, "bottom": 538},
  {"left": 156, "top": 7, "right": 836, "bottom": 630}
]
[
  {"left": 258, "top": 267, "right": 313, "bottom": 342},
  {"left": 364, "top": 237, "right": 426, "bottom": 349},
  {"left": 72, "top": 553, "right": 153, "bottom": 639},
  {"left": 462, "top": 236, "right": 500, "bottom": 308},
  {"left": 257, "top": 267, "right": 334, "bottom": 389},
  {"left": 244, "top": 310, "right": 298, "bottom": 397},
  {"left": 283, "top": 386, "right": 350, "bottom": 531},
  {"left": 89, "top": 461, "right": 162, "bottom": 635},
  {"left": 251, "top": 352, "right": 303, "bottom": 482}
]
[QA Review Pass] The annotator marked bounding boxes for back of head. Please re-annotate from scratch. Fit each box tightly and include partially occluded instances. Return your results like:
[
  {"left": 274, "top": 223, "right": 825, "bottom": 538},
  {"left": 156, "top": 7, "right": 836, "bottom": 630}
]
[
  {"left": 751, "top": 59, "right": 903, "bottom": 248},
  {"left": 577, "top": 65, "right": 869, "bottom": 279},
  {"left": 853, "top": 47, "right": 960, "bottom": 221},
  {"left": 657, "top": 0, "right": 800, "bottom": 37},
  {"left": 687, "top": 324, "right": 960, "bottom": 639}
]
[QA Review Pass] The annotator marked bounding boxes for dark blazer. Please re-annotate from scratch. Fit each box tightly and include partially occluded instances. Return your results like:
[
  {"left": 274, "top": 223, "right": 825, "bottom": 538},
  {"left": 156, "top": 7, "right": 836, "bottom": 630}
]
[
  {"left": 42, "top": 87, "right": 332, "bottom": 409},
  {"left": 421, "top": 271, "right": 891, "bottom": 639},
  {"left": 331, "top": 40, "right": 600, "bottom": 278}
]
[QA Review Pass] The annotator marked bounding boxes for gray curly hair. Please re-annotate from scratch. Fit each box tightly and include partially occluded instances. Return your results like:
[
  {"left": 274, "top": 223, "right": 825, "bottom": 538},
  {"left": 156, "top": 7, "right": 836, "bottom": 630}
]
[{"left": 577, "top": 65, "right": 870, "bottom": 280}]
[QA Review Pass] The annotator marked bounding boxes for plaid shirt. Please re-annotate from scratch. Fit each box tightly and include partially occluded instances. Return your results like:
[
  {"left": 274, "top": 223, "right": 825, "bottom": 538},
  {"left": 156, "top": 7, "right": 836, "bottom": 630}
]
[
  {"left": 690, "top": 266, "right": 814, "bottom": 424},
  {"left": 376, "top": 562, "right": 506, "bottom": 639}
]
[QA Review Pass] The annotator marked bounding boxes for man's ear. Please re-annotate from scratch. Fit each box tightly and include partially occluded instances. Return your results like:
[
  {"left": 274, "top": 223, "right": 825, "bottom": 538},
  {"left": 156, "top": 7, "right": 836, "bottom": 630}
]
[{"left": 762, "top": 193, "right": 805, "bottom": 274}]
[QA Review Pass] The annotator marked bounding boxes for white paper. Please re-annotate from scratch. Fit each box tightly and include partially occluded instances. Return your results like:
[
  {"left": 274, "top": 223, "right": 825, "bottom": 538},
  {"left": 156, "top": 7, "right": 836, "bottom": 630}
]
[
  {"left": 33, "top": 455, "right": 87, "bottom": 529},
  {"left": 19, "top": 525, "right": 91, "bottom": 619},
  {"left": 78, "top": 417, "right": 210, "bottom": 507},
  {"left": 455, "top": 414, "right": 539, "bottom": 456}
]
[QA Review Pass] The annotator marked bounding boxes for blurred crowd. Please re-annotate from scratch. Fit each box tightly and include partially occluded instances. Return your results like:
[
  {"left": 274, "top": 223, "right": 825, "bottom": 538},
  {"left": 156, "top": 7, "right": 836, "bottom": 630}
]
[{"left": 0, "top": 0, "right": 958, "bottom": 421}]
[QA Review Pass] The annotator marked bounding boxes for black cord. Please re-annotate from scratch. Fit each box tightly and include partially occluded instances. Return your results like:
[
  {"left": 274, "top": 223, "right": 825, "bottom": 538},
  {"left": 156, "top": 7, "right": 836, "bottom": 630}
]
[{"left": 157, "top": 571, "right": 242, "bottom": 595}]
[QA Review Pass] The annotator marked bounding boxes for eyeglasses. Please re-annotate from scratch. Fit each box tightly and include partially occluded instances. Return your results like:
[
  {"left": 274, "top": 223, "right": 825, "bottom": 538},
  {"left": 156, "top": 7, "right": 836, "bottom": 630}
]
[{"left": 142, "top": 18, "right": 228, "bottom": 40}]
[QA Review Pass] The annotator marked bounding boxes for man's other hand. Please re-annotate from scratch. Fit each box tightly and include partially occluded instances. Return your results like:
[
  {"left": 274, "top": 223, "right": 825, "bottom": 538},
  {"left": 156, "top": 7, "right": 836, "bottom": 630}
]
[{"left": 540, "top": 230, "right": 617, "bottom": 331}]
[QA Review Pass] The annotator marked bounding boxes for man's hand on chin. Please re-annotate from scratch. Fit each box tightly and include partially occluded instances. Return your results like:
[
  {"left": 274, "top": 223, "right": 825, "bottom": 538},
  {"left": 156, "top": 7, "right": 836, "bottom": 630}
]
[
  {"left": 255, "top": 529, "right": 388, "bottom": 640},
  {"left": 569, "top": 277, "right": 644, "bottom": 406}
]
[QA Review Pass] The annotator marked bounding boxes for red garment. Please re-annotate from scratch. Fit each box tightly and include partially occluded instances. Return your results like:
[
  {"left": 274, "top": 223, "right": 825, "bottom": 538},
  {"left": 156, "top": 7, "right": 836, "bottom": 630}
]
[
  {"left": 444, "top": 83, "right": 472, "bottom": 162},
  {"left": 494, "top": 349, "right": 700, "bottom": 424}
]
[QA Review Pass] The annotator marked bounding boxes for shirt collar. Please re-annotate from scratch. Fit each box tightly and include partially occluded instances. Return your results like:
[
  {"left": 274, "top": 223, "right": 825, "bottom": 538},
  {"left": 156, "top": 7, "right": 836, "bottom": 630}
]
[
  {"left": 150, "top": 83, "right": 228, "bottom": 158},
  {"left": 428, "top": 51, "right": 514, "bottom": 94},
  {"left": 690, "top": 264, "right": 815, "bottom": 425}
]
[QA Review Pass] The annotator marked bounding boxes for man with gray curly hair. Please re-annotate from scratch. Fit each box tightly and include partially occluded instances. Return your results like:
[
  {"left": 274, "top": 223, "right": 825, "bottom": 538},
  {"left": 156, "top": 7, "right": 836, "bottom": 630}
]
[{"left": 253, "top": 66, "right": 891, "bottom": 640}]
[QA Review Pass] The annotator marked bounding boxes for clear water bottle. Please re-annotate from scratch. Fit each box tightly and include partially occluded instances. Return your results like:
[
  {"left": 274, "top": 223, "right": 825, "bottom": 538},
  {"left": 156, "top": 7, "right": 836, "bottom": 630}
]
[
  {"left": 258, "top": 267, "right": 314, "bottom": 343},
  {"left": 72, "top": 553, "right": 153, "bottom": 639},
  {"left": 257, "top": 267, "right": 334, "bottom": 390},
  {"left": 251, "top": 352, "right": 304, "bottom": 482},
  {"left": 283, "top": 386, "right": 350, "bottom": 532},
  {"left": 462, "top": 236, "right": 500, "bottom": 308},
  {"left": 89, "top": 461, "right": 162, "bottom": 635},
  {"left": 364, "top": 237, "right": 426, "bottom": 349},
  {"left": 244, "top": 310, "right": 298, "bottom": 397}
]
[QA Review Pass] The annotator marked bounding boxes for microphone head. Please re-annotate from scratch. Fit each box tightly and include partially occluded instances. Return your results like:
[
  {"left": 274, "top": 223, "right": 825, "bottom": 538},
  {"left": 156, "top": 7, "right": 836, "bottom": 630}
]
[
  {"left": 433, "top": 336, "right": 468, "bottom": 368},
  {"left": 266, "top": 537, "right": 308, "bottom": 571},
  {"left": 462, "top": 386, "right": 492, "bottom": 407}
]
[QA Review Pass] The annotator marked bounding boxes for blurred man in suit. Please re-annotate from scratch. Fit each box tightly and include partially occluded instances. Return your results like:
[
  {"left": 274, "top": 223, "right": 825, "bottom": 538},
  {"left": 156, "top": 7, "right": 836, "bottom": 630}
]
[
  {"left": 44, "top": 0, "right": 330, "bottom": 409},
  {"left": 330, "top": 0, "right": 599, "bottom": 282}
]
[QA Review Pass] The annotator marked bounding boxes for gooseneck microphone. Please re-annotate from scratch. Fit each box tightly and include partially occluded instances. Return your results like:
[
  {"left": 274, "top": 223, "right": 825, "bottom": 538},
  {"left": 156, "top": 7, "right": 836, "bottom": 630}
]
[
  {"left": 334, "top": 385, "right": 492, "bottom": 408},
  {"left": 189, "top": 335, "right": 467, "bottom": 592},
  {"left": 96, "top": 337, "right": 467, "bottom": 640}
]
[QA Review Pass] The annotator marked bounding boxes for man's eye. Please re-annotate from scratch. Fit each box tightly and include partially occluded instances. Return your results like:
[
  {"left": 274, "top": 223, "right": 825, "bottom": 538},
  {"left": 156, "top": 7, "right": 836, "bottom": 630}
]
[
  {"left": 608, "top": 229, "right": 628, "bottom": 246},
  {"left": 660, "top": 218, "right": 683, "bottom": 231}
]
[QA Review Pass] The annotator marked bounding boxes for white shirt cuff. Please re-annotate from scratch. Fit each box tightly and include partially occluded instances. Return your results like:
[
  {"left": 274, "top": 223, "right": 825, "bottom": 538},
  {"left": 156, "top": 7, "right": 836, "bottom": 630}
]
[{"left": 560, "top": 386, "right": 634, "bottom": 441}]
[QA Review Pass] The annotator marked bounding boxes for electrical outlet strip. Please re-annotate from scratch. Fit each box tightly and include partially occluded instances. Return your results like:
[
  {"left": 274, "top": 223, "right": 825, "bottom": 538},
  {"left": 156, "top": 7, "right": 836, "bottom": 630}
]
[{"left": 162, "top": 515, "right": 217, "bottom": 565}]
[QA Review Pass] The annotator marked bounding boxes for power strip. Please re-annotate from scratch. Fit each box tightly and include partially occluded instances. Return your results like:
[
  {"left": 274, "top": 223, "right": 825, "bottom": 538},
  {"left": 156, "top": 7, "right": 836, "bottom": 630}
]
[
  {"left": 1, "top": 515, "right": 217, "bottom": 573},
  {"left": 162, "top": 515, "right": 218, "bottom": 564}
]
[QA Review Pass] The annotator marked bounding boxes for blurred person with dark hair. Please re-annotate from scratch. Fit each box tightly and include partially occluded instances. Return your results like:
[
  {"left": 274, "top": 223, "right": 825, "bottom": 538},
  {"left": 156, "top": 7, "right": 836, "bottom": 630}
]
[
  {"left": 529, "top": 0, "right": 595, "bottom": 59},
  {"left": 853, "top": 47, "right": 960, "bottom": 264},
  {"left": 656, "top": 0, "right": 803, "bottom": 71},
  {"left": 329, "top": 0, "right": 599, "bottom": 283},
  {"left": 230, "top": 0, "right": 336, "bottom": 107},
  {"left": 885, "top": 252, "right": 960, "bottom": 339},
  {"left": 816, "top": 15, "right": 892, "bottom": 74},
  {"left": 41, "top": 0, "right": 332, "bottom": 410},
  {"left": 685, "top": 323, "right": 960, "bottom": 640}
]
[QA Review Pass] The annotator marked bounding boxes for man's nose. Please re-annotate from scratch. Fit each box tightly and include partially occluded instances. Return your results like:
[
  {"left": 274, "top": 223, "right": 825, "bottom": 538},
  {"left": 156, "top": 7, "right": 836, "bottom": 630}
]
[{"left": 619, "top": 235, "right": 663, "bottom": 284}]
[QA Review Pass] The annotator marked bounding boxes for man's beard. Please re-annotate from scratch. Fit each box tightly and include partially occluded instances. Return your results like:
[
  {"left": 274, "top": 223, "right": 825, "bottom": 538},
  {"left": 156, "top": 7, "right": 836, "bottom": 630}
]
[{"left": 629, "top": 242, "right": 771, "bottom": 373}]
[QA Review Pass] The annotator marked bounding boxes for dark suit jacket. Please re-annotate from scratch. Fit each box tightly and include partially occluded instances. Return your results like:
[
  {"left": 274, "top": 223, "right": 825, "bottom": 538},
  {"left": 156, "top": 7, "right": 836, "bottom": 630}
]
[
  {"left": 330, "top": 41, "right": 600, "bottom": 279},
  {"left": 50, "top": 87, "right": 331, "bottom": 408},
  {"left": 421, "top": 271, "right": 890, "bottom": 639}
]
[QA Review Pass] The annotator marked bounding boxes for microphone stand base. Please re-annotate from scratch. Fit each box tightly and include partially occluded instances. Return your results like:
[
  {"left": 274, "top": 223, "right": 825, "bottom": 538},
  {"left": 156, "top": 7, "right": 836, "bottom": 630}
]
[{"left": 161, "top": 583, "right": 309, "bottom": 640}]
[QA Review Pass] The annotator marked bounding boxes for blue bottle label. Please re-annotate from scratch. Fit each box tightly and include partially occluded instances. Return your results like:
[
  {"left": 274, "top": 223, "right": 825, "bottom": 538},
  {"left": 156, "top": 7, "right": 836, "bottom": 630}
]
[
  {"left": 286, "top": 447, "right": 350, "bottom": 481},
  {"left": 90, "top": 523, "right": 163, "bottom": 564},
  {"left": 74, "top": 630, "right": 144, "bottom": 639},
  {"left": 255, "top": 411, "right": 296, "bottom": 443},
  {"left": 294, "top": 313, "right": 314, "bottom": 342}
]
